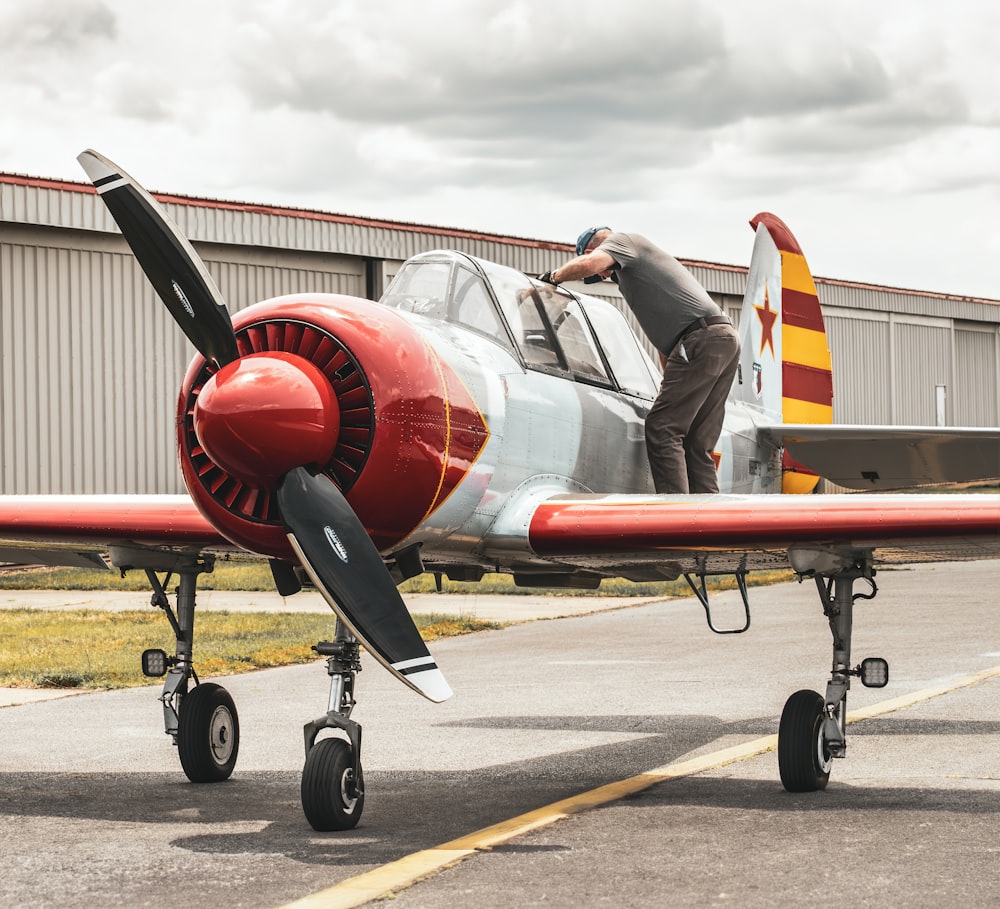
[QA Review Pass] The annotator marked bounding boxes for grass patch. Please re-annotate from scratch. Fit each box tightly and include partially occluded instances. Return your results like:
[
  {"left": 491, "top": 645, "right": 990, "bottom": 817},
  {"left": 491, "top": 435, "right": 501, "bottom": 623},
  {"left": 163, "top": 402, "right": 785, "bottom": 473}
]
[
  {"left": 0, "top": 609, "right": 502, "bottom": 690},
  {"left": 0, "top": 563, "right": 795, "bottom": 598},
  {"left": 0, "top": 563, "right": 798, "bottom": 690},
  {"left": 0, "top": 561, "right": 275, "bottom": 592},
  {"left": 399, "top": 569, "right": 794, "bottom": 598}
]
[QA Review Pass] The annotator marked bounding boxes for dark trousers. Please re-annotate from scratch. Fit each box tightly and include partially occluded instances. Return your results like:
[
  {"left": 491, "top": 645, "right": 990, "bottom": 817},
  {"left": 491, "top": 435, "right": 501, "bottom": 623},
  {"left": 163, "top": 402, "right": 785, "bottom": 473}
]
[{"left": 645, "top": 323, "right": 740, "bottom": 493}]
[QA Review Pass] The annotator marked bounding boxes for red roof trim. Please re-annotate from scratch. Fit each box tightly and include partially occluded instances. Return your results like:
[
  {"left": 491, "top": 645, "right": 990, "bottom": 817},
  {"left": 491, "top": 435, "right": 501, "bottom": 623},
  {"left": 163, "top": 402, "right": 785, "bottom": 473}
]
[{"left": 3, "top": 171, "right": 998, "bottom": 304}]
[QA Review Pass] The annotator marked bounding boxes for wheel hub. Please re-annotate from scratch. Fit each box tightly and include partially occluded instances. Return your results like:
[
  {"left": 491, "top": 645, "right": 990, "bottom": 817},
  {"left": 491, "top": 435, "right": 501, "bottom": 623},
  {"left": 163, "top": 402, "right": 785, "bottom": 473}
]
[{"left": 209, "top": 706, "right": 236, "bottom": 763}]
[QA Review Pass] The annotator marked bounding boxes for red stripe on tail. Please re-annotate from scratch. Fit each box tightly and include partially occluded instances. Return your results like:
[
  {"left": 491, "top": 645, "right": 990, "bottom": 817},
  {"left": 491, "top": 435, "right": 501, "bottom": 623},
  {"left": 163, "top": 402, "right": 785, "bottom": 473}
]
[
  {"left": 781, "top": 288, "right": 825, "bottom": 332},
  {"left": 782, "top": 362, "right": 833, "bottom": 406}
]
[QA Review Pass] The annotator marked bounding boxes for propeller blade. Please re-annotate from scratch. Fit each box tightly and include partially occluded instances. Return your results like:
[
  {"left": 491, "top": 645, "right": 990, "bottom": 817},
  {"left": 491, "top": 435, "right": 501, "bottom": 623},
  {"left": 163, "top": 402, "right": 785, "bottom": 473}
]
[
  {"left": 77, "top": 149, "right": 239, "bottom": 367},
  {"left": 277, "top": 466, "right": 452, "bottom": 703}
]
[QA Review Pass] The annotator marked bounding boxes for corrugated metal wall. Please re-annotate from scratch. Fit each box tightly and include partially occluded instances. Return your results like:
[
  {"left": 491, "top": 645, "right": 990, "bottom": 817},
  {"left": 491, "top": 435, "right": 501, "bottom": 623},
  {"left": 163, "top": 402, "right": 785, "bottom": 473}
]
[
  {"left": 955, "top": 325, "right": 999, "bottom": 425},
  {"left": 1, "top": 231, "right": 186, "bottom": 493},
  {"left": 201, "top": 244, "right": 366, "bottom": 311},
  {"left": 823, "top": 308, "right": 1000, "bottom": 426},
  {"left": 825, "top": 313, "right": 893, "bottom": 423},
  {"left": 2, "top": 176, "right": 999, "bottom": 495},
  {"left": 1, "top": 225, "right": 376, "bottom": 494},
  {"left": 894, "top": 320, "right": 952, "bottom": 424}
]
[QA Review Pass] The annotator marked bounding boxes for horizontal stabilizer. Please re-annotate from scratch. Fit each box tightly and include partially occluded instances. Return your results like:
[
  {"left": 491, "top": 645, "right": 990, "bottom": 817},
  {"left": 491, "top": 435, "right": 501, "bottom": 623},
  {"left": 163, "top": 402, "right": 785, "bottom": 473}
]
[{"left": 761, "top": 424, "right": 1000, "bottom": 490}]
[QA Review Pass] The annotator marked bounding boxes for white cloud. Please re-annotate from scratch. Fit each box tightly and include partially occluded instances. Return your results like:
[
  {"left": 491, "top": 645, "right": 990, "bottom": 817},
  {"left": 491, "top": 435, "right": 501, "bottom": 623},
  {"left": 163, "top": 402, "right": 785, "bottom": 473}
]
[{"left": 1, "top": 0, "right": 998, "bottom": 297}]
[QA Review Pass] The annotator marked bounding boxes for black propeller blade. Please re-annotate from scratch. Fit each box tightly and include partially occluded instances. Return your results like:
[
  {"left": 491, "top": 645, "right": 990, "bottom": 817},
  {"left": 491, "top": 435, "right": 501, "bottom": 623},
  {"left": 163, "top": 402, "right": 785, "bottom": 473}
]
[
  {"left": 80, "top": 149, "right": 451, "bottom": 702},
  {"left": 278, "top": 467, "right": 452, "bottom": 702},
  {"left": 77, "top": 149, "right": 239, "bottom": 367}
]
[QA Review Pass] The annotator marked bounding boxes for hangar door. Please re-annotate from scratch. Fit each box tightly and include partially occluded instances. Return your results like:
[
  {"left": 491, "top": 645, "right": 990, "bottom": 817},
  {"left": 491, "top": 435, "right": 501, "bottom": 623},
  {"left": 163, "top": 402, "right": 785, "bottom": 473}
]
[
  {"left": 894, "top": 319, "right": 951, "bottom": 425},
  {"left": 954, "top": 324, "right": 999, "bottom": 425}
]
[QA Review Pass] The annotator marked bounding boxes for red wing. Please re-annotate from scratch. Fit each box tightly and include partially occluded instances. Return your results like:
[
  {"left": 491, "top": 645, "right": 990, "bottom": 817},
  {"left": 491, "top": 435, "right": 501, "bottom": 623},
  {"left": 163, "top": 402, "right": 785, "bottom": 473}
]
[
  {"left": 528, "top": 493, "right": 1000, "bottom": 576},
  {"left": 0, "top": 496, "right": 231, "bottom": 568}
]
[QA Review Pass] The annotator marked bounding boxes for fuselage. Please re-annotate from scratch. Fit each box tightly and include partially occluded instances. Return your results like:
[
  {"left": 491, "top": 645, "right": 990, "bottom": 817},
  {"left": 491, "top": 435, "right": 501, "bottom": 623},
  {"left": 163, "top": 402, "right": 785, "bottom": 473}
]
[
  {"left": 175, "top": 250, "right": 784, "bottom": 578},
  {"left": 375, "top": 252, "right": 782, "bottom": 575}
]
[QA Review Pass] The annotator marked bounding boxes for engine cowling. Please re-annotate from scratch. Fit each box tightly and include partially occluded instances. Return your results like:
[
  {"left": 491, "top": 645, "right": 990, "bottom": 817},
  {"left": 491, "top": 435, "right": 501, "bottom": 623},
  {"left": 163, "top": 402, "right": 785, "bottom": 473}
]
[{"left": 177, "top": 293, "right": 490, "bottom": 560}]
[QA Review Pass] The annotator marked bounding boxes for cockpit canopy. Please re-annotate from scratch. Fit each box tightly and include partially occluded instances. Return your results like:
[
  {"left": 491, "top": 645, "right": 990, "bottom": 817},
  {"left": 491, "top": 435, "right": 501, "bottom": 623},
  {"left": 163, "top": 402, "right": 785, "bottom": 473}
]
[{"left": 381, "top": 251, "right": 659, "bottom": 398}]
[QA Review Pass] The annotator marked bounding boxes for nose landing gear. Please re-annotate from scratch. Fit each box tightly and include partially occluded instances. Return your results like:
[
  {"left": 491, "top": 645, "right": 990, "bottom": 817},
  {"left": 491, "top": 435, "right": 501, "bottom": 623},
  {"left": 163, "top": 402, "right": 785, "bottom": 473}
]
[{"left": 301, "top": 619, "right": 365, "bottom": 830}]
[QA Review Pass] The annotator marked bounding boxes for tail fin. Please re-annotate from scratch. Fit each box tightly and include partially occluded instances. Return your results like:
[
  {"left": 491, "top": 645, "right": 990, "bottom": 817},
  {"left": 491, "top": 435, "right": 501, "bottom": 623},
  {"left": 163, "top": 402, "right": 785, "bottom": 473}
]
[{"left": 737, "top": 213, "right": 833, "bottom": 493}]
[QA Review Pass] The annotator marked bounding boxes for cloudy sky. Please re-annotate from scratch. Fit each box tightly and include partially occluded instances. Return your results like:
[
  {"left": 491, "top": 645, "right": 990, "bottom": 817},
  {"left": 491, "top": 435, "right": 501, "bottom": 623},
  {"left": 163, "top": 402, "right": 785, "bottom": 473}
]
[{"left": 2, "top": 0, "right": 998, "bottom": 298}]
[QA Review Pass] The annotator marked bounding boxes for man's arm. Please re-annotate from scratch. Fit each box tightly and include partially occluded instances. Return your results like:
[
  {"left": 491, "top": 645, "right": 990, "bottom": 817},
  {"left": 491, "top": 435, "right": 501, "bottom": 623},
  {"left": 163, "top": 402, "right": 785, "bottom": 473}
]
[{"left": 551, "top": 248, "right": 616, "bottom": 284}]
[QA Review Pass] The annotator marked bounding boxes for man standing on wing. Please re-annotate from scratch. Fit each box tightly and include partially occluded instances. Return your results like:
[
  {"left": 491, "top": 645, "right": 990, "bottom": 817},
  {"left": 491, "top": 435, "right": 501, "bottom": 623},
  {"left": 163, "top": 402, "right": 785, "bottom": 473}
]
[{"left": 541, "top": 228, "right": 740, "bottom": 494}]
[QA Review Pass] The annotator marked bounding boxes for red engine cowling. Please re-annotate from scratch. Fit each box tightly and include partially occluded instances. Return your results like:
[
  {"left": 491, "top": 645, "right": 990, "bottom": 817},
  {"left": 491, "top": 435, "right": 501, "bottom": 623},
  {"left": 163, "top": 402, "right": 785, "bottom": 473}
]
[{"left": 176, "top": 294, "right": 490, "bottom": 561}]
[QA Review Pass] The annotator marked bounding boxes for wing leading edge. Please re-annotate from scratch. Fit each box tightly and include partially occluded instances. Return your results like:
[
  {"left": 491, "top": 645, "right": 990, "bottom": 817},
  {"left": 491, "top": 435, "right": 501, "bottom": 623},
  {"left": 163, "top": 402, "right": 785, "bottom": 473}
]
[
  {"left": 0, "top": 496, "right": 230, "bottom": 568},
  {"left": 528, "top": 492, "right": 1000, "bottom": 576}
]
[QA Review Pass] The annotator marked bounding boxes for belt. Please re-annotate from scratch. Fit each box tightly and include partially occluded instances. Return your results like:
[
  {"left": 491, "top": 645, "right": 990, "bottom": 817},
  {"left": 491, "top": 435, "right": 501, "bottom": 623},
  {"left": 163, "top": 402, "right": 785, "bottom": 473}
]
[{"left": 678, "top": 314, "right": 732, "bottom": 342}]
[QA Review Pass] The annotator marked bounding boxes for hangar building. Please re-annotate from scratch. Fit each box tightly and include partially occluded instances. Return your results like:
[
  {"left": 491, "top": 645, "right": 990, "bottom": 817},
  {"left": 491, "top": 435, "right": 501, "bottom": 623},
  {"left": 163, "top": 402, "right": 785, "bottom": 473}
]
[{"left": 2, "top": 172, "right": 998, "bottom": 495}]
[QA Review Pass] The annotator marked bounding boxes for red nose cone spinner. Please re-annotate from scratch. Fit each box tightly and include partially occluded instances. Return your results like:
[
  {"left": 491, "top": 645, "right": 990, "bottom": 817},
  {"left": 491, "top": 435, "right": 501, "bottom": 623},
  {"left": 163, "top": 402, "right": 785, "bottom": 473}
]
[{"left": 193, "top": 351, "right": 341, "bottom": 489}]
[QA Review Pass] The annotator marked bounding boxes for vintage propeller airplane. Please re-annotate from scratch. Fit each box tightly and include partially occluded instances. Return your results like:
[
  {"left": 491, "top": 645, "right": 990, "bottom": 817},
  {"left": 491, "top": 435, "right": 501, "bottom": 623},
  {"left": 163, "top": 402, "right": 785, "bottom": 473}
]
[{"left": 0, "top": 150, "right": 998, "bottom": 831}]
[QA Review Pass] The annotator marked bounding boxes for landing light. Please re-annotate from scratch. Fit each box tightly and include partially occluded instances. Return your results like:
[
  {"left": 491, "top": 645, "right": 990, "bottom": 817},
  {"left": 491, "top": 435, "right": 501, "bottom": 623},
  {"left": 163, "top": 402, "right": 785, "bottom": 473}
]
[
  {"left": 141, "top": 648, "right": 170, "bottom": 677},
  {"left": 859, "top": 657, "right": 889, "bottom": 688}
]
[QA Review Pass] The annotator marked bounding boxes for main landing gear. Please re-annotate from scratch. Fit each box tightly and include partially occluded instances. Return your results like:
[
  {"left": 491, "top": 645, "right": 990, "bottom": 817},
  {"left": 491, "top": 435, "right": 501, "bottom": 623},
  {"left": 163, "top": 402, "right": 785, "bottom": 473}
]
[
  {"left": 778, "top": 551, "right": 889, "bottom": 791},
  {"left": 118, "top": 547, "right": 366, "bottom": 827},
  {"left": 124, "top": 551, "right": 241, "bottom": 783}
]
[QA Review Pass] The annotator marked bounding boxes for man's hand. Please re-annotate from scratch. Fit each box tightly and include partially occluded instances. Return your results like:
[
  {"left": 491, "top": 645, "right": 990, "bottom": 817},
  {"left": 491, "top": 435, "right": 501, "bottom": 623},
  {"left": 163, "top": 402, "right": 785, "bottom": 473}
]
[{"left": 537, "top": 270, "right": 559, "bottom": 285}]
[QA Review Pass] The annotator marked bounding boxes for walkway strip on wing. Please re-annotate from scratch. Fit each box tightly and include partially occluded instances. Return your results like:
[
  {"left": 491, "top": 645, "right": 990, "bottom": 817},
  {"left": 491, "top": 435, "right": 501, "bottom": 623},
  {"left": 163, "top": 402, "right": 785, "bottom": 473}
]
[{"left": 281, "top": 664, "right": 1000, "bottom": 909}]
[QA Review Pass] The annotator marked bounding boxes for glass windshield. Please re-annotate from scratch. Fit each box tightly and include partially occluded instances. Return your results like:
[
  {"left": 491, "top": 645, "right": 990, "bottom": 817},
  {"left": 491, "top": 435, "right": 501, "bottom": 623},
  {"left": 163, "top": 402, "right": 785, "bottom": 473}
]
[
  {"left": 579, "top": 298, "right": 659, "bottom": 396},
  {"left": 536, "top": 287, "right": 610, "bottom": 382},
  {"left": 384, "top": 257, "right": 650, "bottom": 392},
  {"left": 382, "top": 259, "right": 516, "bottom": 354},
  {"left": 381, "top": 261, "right": 451, "bottom": 317}
]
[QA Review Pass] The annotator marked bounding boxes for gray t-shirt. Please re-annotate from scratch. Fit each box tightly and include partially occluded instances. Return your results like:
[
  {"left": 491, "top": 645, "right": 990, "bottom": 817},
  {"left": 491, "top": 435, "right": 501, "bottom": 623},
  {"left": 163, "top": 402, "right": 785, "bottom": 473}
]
[{"left": 597, "top": 232, "right": 722, "bottom": 356}]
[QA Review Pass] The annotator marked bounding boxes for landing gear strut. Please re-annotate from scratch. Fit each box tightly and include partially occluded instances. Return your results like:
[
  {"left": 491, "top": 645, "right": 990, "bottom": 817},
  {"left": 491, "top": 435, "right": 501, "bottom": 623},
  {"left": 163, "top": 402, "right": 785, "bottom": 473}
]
[
  {"left": 114, "top": 546, "right": 241, "bottom": 784},
  {"left": 779, "top": 554, "right": 888, "bottom": 792},
  {"left": 301, "top": 618, "right": 365, "bottom": 830}
]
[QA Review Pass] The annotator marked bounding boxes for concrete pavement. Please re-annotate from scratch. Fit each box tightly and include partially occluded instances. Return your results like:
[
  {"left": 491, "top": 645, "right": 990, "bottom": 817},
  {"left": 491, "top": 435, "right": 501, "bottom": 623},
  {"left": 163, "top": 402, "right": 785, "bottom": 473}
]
[{"left": 1, "top": 560, "right": 998, "bottom": 908}]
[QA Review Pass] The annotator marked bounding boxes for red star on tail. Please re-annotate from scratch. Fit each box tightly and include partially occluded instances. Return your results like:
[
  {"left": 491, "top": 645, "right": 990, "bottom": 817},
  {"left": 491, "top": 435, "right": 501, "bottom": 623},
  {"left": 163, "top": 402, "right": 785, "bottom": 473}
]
[{"left": 754, "top": 285, "right": 778, "bottom": 357}]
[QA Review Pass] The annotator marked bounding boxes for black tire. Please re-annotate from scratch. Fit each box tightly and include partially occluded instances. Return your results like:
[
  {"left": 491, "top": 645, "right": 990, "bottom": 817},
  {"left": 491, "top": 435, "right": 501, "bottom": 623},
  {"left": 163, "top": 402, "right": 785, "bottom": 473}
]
[
  {"left": 778, "top": 689, "right": 831, "bottom": 792},
  {"left": 301, "top": 738, "right": 364, "bottom": 831},
  {"left": 177, "top": 682, "right": 239, "bottom": 783}
]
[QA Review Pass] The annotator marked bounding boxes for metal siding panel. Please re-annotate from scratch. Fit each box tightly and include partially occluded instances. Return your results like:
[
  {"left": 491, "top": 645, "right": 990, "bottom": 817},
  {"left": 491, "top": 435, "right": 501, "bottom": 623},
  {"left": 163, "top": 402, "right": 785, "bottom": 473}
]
[
  {"left": 0, "top": 237, "right": 188, "bottom": 494},
  {"left": 5, "top": 179, "right": 1000, "bottom": 498},
  {"left": 818, "top": 280, "right": 1000, "bottom": 323},
  {"left": 825, "top": 315, "right": 892, "bottom": 423},
  {"left": 954, "top": 328, "right": 998, "bottom": 425},
  {"left": 204, "top": 258, "right": 365, "bottom": 310},
  {"left": 1, "top": 242, "right": 15, "bottom": 492},
  {"left": 893, "top": 321, "right": 951, "bottom": 424}
]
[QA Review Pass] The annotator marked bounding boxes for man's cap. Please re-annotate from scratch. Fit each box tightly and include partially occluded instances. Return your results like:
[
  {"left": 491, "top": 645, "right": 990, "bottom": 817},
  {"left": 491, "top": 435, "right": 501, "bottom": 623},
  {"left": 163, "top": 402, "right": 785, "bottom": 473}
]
[
  {"left": 577, "top": 226, "right": 610, "bottom": 282},
  {"left": 576, "top": 226, "right": 610, "bottom": 256}
]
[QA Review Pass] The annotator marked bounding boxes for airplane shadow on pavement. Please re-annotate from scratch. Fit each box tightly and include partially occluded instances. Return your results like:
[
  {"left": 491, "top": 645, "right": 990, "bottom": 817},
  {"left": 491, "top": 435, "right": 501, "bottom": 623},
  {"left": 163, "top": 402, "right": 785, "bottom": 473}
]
[{"left": 2, "top": 711, "right": 999, "bottom": 870}]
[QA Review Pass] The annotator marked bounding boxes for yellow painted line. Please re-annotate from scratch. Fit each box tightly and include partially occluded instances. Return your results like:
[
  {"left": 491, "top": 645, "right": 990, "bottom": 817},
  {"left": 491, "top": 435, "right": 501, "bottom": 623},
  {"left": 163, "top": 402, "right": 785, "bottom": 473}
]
[
  {"left": 845, "top": 664, "right": 1000, "bottom": 722},
  {"left": 280, "top": 665, "right": 1000, "bottom": 909}
]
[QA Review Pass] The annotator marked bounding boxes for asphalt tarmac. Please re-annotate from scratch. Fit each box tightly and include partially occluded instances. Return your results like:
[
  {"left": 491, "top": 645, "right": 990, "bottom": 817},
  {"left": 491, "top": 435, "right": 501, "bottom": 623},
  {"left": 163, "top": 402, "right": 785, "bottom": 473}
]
[{"left": 1, "top": 561, "right": 998, "bottom": 908}]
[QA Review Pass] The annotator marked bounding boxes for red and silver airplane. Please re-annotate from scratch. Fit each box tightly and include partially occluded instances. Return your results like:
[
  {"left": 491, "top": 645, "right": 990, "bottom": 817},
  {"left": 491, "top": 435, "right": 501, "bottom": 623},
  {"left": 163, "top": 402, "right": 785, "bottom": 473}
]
[{"left": 1, "top": 150, "right": 998, "bottom": 831}]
